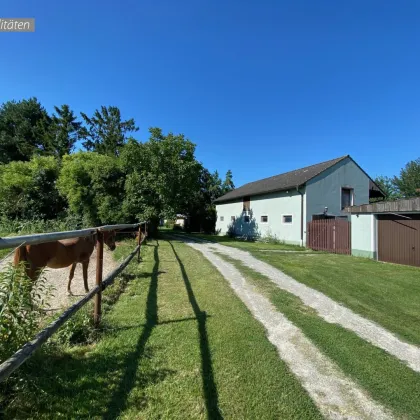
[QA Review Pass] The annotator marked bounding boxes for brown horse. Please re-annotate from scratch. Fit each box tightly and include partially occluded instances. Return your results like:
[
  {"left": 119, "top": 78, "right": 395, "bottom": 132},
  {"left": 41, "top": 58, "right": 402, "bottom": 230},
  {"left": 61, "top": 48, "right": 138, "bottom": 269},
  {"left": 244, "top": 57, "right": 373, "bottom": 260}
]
[{"left": 13, "top": 231, "right": 116, "bottom": 295}]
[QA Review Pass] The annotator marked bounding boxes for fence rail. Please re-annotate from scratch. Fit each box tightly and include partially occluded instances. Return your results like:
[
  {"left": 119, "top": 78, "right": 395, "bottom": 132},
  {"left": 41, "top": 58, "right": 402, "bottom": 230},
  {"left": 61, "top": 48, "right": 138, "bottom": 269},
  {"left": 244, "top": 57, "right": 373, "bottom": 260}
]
[
  {"left": 0, "top": 221, "right": 148, "bottom": 382},
  {"left": 0, "top": 222, "right": 146, "bottom": 250}
]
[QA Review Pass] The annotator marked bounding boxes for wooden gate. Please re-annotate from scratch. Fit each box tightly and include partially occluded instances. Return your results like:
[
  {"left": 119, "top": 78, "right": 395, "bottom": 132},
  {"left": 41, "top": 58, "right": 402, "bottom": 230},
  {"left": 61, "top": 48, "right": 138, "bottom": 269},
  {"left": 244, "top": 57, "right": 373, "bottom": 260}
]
[
  {"left": 377, "top": 214, "right": 420, "bottom": 267},
  {"left": 307, "top": 219, "right": 351, "bottom": 254}
]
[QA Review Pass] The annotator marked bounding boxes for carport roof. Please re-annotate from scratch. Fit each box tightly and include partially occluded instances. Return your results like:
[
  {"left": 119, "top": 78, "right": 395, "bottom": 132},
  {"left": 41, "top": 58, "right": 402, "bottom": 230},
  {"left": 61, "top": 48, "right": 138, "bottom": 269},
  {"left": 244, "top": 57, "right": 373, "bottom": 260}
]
[{"left": 345, "top": 197, "right": 420, "bottom": 213}]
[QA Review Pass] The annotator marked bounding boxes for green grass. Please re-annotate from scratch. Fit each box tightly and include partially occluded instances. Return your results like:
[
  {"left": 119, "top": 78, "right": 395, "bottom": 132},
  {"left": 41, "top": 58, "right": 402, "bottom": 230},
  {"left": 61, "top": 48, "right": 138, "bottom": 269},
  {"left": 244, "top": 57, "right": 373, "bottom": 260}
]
[
  {"left": 184, "top": 233, "right": 420, "bottom": 346},
  {"left": 2, "top": 239, "right": 322, "bottom": 419},
  {"left": 179, "top": 232, "right": 306, "bottom": 251},
  {"left": 242, "top": 251, "right": 420, "bottom": 346},
  {"left": 217, "top": 253, "right": 420, "bottom": 419}
]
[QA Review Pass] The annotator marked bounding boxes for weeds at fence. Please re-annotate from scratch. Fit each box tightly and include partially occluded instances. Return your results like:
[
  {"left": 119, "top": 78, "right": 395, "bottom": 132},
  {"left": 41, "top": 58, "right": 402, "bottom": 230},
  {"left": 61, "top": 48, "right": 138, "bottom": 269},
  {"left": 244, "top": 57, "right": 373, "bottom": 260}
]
[{"left": 0, "top": 263, "right": 54, "bottom": 364}]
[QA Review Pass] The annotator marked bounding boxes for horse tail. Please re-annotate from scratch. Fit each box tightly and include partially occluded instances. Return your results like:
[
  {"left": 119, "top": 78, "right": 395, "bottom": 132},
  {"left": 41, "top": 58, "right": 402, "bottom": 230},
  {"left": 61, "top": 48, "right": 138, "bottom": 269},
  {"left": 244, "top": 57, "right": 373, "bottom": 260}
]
[{"left": 14, "top": 245, "right": 28, "bottom": 267}]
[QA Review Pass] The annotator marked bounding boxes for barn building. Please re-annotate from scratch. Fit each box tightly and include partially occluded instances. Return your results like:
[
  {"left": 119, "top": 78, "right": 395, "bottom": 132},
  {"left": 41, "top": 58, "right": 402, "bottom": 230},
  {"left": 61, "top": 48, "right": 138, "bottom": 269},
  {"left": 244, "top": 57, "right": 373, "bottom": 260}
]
[{"left": 214, "top": 155, "right": 384, "bottom": 246}]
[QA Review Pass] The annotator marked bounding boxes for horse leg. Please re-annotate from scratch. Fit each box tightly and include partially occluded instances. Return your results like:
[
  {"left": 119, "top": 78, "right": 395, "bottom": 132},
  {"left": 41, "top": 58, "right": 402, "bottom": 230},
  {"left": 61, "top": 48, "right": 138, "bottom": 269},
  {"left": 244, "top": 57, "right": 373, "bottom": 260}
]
[
  {"left": 82, "top": 260, "right": 89, "bottom": 293},
  {"left": 67, "top": 263, "right": 77, "bottom": 296}
]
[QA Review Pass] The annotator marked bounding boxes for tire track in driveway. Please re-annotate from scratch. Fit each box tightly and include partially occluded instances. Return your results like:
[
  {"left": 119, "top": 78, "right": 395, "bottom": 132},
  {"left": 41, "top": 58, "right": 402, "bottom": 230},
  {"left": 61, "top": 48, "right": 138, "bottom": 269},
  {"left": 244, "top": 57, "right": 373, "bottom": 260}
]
[
  {"left": 183, "top": 239, "right": 393, "bottom": 420},
  {"left": 193, "top": 240, "right": 420, "bottom": 374}
]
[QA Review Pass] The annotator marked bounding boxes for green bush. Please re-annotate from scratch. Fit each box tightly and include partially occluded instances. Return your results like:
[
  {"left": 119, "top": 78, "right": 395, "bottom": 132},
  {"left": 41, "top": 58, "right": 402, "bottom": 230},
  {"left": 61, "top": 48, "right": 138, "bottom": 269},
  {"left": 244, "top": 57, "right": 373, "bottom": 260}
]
[
  {"left": 58, "top": 152, "right": 125, "bottom": 226},
  {"left": 0, "top": 213, "right": 84, "bottom": 237},
  {"left": 257, "top": 230, "right": 284, "bottom": 244},
  {"left": 0, "top": 263, "right": 53, "bottom": 363},
  {"left": 0, "top": 156, "right": 65, "bottom": 220},
  {"left": 164, "top": 219, "right": 175, "bottom": 229}
]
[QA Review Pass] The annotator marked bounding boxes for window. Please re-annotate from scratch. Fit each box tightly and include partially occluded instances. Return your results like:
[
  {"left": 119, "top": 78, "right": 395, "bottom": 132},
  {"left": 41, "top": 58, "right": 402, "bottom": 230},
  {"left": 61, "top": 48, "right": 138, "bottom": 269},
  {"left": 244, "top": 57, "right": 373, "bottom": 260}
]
[
  {"left": 220, "top": 216, "right": 224, "bottom": 222},
  {"left": 341, "top": 188, "right": 353, "bottom": 210},
  {"left": 231, "top": 216, "right": 236, "bottom": 222},
  {"left": 283, "top": 215, "right": 293, "bottom": 224},
  {"left": 244, "top": 215, "right": 250, "bottom": 223},
  {"left": 261, "top": 215, "right": 268, "bottom": 223},
  {"left": 243, "top": 196, "right": 250, "bottom": 212}
]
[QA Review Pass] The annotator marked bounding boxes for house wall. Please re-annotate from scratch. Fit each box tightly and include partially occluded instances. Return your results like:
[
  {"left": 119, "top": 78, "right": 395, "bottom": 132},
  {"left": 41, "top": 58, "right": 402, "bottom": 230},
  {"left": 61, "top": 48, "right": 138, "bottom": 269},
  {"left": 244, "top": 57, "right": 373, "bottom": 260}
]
[
  {"left": 305, "top": 157, "right": 370, "bottom": 223},
  {"left": 351, "top": 213, "right": 377, "bottom": 259},
  {"left": 215, "top": 200, "right": 243, "bottom": 234},
  {"left": 175, "top": 218, "right": 185, "bottom": 227},
  {"left": 215, "top": 189, "right": 305, "bottom": 245}
]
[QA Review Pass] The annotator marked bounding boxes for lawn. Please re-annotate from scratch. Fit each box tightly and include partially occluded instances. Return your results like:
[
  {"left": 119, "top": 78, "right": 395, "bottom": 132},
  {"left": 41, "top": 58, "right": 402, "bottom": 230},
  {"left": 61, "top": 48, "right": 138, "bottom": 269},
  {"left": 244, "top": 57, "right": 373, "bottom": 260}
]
[
  {"left": 2, "top": 238, "right": 322, "bottom": 419},
  {"left": 217, "top": 254, "right": 420, "bottom": 419}
]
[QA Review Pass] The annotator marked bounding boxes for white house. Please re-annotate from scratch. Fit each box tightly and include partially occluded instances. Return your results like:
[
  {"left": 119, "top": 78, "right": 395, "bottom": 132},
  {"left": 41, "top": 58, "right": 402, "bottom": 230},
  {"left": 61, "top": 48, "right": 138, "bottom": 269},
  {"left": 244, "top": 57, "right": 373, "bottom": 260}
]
[{"left": 214, "top": 155, "right": 384, "bottom": 246}]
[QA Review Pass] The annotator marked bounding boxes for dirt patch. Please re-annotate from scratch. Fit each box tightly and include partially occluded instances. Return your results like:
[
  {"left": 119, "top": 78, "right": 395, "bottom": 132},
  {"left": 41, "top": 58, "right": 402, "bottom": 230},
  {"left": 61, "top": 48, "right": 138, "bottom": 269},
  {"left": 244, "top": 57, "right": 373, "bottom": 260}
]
[
  {"left": 43, "top": 249, "right": 119, "bottom": 312},
  {"left": 0, "top": 249, "right": 118, "bottom": 313}
]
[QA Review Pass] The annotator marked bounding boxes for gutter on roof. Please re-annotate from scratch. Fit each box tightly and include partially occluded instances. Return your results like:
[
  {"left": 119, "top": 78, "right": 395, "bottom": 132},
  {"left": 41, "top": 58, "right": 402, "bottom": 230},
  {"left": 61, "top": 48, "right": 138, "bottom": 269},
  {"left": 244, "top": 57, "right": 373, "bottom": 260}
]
[{"left": 214, "top": 185, "right": 299, "bottom": 204}]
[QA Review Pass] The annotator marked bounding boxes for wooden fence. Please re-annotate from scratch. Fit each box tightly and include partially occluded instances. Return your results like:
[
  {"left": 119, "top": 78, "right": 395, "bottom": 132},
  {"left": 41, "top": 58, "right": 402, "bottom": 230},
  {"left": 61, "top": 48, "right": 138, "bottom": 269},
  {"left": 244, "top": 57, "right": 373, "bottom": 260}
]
[
  {"left": 0, "top": 221, "right": 148, "bottom": 382},
  {"left": 307, "top": 219, "right": 351, "bottom": 254}
]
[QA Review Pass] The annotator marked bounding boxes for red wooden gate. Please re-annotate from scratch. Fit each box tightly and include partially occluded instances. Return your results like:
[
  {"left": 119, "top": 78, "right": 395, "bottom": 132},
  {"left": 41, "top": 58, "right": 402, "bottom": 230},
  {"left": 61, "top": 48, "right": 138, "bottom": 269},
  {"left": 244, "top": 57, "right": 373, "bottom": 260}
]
[{"left": 307, "top": 219, "right": 351, "bottom": 254}]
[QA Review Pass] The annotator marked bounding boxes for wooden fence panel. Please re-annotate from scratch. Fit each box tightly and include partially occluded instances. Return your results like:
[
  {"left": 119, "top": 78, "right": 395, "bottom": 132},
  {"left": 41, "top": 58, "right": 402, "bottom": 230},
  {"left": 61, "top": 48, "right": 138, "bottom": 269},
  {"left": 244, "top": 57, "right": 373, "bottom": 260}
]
[{"left": 307, "top": 219, "right": 351, "bottom": 255}]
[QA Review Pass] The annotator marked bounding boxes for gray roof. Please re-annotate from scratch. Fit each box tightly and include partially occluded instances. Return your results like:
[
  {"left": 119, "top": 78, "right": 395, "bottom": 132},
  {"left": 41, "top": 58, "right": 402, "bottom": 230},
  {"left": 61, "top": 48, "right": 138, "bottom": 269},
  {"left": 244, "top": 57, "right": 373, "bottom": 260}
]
[{"left": 215, "top": 155, "right": 360, "bottom": 203}]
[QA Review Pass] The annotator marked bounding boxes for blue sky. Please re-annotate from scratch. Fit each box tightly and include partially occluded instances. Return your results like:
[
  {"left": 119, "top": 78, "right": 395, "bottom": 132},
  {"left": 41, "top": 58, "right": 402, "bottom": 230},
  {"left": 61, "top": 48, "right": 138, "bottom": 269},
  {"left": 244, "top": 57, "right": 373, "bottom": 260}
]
[{"left": 1, "top": 1, "right": 419, "bottom": 187}]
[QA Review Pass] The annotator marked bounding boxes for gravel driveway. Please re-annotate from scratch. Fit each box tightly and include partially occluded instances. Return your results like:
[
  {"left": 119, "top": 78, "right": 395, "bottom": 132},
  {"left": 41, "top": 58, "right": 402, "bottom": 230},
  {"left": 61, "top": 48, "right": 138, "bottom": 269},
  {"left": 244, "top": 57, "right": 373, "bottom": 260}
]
[
  {"left": 183, "top": 239, "right": 393, "bottom": 420},
  {"left": 181, "top": 237, "right": 420, "bottom": 374}
]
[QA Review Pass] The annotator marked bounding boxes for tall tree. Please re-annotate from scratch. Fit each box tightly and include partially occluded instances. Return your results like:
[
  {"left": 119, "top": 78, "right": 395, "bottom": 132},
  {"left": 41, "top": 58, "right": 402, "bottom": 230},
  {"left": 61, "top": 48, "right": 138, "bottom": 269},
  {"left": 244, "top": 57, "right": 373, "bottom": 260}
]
[
  {"left": 121, "top": 128, "right": 202, "bottom": 230},
  {"left": 80, "top": 106, "right": 138, "bottom": 156},
  {"left": 222, "top": 169, "right": 235, "bottom": 194},
  {"left": 50, "top": 104, "right": 82, "bottom": 158},
  {"left": 0, "top": 98, "right": 51, "bottom": 163},
  {"left": 393, "top": 158, "right": 420, "bottom": 198},
  {"left": 373, "top": 175, "right": 400, "bottom": 201}
]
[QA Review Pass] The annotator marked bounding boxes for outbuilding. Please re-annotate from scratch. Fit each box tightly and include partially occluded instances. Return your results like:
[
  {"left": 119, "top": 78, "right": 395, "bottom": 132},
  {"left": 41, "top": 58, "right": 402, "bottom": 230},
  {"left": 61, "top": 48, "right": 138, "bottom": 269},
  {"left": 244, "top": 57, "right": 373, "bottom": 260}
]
[{"left": 347, "top": 197, "right": 420, "bottom": 267}]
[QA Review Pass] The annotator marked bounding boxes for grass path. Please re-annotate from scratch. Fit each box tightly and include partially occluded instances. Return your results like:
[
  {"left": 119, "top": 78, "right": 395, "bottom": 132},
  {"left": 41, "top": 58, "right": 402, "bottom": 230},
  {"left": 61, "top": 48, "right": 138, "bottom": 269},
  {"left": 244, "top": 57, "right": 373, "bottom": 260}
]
[
  {"left": 3, "top": 239, "right": 323, "bottom": 419},
  {"left": 185, "top": 240, "right": 393, "bottom": 419}
]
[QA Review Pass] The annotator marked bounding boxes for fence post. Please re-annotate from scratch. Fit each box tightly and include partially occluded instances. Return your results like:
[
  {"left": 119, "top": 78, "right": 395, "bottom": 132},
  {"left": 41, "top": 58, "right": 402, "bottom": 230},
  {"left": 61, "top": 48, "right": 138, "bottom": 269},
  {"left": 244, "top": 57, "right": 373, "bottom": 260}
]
[
  {"left": 94, "top": 230, "right": 104, "bottom": 327},
  {"left": 137, "top": 225, "right": 142, "bottom": 263}
]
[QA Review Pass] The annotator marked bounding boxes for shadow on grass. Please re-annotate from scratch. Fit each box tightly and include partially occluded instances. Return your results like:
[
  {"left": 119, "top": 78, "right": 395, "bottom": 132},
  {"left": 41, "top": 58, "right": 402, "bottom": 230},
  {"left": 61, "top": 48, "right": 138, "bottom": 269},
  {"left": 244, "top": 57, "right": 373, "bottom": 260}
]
[
  {"left": 1, "top": 241, "right": 170, "bottom": 419},
  {"left": 101, "top": 315, "right": 212, "bottom": 333},
  {"left": 103, "top": 241, "right": 161, "bottom": 419},
  {"left": 168, "top": 241, "right": 222, "bottom": 420}
]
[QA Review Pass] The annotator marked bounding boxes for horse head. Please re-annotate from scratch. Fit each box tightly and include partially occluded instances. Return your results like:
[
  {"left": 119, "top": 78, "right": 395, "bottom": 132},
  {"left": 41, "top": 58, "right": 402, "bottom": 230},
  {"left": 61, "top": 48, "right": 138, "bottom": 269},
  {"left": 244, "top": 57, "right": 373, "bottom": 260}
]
[{"left": 103, "top": 230, "right": 116, "bottom": 251}]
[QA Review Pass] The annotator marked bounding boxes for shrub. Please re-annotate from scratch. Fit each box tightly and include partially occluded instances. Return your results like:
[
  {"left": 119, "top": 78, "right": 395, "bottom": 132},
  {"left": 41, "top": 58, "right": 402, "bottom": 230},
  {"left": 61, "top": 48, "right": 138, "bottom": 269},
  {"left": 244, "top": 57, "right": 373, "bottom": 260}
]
[
  {"left": 53, "top": 306, "right": 97, "bottom": 346},
  {"left": 57, "top": 152, "right": 125, "bottom": 226},
  {"left": 0, "top": 213, "right": 85, "bottom": 237},
  {"left": 0, "top": 156, "right": 65, "bottom": 220},
  {"left": 257, "top": 230, "right": 284, "bottom": 244},
  {"left": 0, "top": 263, "right": 53, "bottom": 363},
  {"left": 227, "top": 224, "right": 236, "bottom": 238},
  {"left": 164, "top": 219, "right": 175, "bottom": 229}
]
